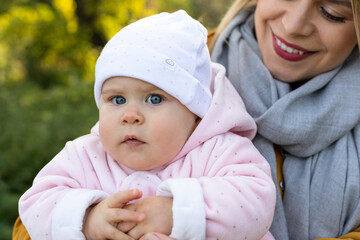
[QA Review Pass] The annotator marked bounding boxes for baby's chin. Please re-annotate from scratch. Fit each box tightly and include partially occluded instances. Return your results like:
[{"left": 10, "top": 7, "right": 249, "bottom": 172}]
[{"left": 117, "top": 159, "right": 162, "bottom": 171}]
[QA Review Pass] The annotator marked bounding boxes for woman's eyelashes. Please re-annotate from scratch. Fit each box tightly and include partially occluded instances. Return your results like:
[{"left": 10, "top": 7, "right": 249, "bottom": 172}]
[{"left": 319, "top": 6, "right": 346, "bottom": 23}]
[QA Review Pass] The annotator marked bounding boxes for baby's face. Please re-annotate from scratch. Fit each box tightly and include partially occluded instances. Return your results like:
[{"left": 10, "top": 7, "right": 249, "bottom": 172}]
[{"left": 98, "top": 76, "right": 199, "bottom": 171}]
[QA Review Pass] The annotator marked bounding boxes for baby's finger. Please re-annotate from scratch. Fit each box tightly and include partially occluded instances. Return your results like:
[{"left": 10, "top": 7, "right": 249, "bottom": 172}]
[
  {"left": 107, "top": 189, "right": 143, "bottom": 208},
  {"left": 139, "top": 232, "right": 175, "bottom": 240},
  {"left": 123, "top": 201, "right": 137, "bottom": 211},
  {"left": 103, "top": 224, "right": 135, "bottom": 240},
  {"left": 116, "top": 221, "right": 137, "bottom": 233},
  {"left": 108, "top": 208, "right": 145, "bottom": 223}
]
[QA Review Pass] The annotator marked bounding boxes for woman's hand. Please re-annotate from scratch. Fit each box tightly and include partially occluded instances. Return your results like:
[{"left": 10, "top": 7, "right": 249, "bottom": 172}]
[{"left": 82, "top": 189, "right": 145, "bottom": 240}]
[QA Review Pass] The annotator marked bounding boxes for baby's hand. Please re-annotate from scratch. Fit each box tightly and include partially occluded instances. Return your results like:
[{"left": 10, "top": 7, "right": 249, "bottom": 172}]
[
  {"left": 118, "top": 196, "right": 173, "bottom": 239},
  {"left": 140, "top": 232, "right": 175, "bottom": 240},
  {"left": 82, "top": 189, "right": 146, "bottom": 240}
]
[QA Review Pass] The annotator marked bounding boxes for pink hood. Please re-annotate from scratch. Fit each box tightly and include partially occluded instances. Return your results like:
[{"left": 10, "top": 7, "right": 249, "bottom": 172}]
[
  {"left": 174, "top": 62, "right": 256, "bottom": 160},
  {"left": 90, "top": 62, "right": 257, "bottom": 164}
]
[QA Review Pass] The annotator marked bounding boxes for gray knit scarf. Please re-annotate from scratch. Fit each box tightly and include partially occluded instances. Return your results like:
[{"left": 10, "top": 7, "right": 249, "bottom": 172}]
[{"left": 211, "top": 8, "right": 360, "bottom": 240}]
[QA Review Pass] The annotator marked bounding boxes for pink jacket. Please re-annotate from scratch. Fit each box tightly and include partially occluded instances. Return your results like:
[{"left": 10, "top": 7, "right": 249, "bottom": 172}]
[{"left": 19, "top": 63, "right": 276, "bottom": 240}]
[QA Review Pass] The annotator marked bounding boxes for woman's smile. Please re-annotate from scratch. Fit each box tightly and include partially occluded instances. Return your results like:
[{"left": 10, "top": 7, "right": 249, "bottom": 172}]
[
  {"left": 272, "top": 33, "right": 315, "bottom": 61},
  {"left": 255, "top": 0, "right": 357, "bottom": 82}
]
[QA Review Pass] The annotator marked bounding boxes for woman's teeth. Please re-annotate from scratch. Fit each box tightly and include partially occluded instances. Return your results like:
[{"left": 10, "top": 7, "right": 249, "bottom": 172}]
[{"left": 276, "top": 37, "right": 304, "bottom": 55}]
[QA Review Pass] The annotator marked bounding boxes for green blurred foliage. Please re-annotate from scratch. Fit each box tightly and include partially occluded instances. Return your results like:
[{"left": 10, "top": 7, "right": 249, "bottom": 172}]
[
  {"left": 0, "top": 0, "right": 233, "bottom": 239},
  {"left": 0, "top": 81, "right": 98, "bottom": 240}
]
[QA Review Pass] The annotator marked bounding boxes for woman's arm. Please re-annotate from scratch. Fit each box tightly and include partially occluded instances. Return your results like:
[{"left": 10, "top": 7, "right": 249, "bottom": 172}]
[{"left": 316, "top": 228, "right": 360, "bottom": 240}]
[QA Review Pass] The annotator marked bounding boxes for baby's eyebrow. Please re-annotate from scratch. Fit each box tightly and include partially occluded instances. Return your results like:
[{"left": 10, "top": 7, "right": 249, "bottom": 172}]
[{"left": 101, "top": 88, "right": 123, "bottom": 95}]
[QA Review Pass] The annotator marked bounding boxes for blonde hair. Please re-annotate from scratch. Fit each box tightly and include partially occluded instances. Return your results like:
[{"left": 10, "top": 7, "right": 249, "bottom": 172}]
[
  {"left": 351, "top": 0, "right": 360, "bottom": 47},
  {"left": 209, "top": 0, "right": 360, "bottom": 53}
]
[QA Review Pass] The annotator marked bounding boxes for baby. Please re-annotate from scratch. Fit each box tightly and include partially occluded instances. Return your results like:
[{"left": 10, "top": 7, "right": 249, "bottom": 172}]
[{"left": 19, "top": 10, "right": 275, "bottom": 240}]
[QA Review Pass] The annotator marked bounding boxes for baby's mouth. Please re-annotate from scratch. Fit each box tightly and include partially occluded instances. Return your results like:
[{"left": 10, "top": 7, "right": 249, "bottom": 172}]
[{"left": 123, "top": 135, "right": 145, "bottom": 146}]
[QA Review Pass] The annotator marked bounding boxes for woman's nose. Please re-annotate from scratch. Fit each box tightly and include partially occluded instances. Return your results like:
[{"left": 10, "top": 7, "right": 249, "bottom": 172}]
[
  {"left": 121, "top": 107, "right": 144, "bottom": 125},
  {"left": 282, "top": 1, "right": 315, "bottom": 36}
]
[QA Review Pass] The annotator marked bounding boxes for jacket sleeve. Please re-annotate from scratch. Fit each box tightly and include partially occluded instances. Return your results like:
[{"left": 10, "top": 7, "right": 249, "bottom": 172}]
[
  {"left": 159, "top": 133, "right": 276, "bottom": 240},
  {"left": 200, "top": 133, "right": 276, "bottom": 239},
  {"left": 18, "top": 140, "right": 109, "bottom": 240}
]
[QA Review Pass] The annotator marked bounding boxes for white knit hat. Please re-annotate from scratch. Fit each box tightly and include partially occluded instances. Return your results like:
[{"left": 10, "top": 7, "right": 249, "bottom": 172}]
[{"left": 94, "top": 10, "right": 212, "bottom": 118}]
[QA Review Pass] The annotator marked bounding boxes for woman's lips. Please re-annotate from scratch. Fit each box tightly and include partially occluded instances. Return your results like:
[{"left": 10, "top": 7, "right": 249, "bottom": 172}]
[{"left": 272, "top": 33, "right": 315, "bottom": 61}]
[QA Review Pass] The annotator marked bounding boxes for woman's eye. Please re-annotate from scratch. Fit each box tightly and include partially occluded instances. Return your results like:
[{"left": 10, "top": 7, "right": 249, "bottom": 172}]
[
  {"left": 146, "top": 94, "right": 163, "bottom": 104},
  {"left": 111, "top": 96, "right": 126, "bottom": 105},
  {"left": 320, "top": 7, "right": 345, "bottom": 23}
]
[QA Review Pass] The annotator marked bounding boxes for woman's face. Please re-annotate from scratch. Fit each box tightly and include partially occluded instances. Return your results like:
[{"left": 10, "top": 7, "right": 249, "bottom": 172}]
[{"left": 255, "top": 0, "right": 357, "bottom": 82}]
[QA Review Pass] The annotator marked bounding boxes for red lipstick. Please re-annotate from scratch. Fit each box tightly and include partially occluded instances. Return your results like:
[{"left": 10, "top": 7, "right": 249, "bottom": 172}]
[{"left": 272, "top": 33, "right": 315, "bottom": 61}]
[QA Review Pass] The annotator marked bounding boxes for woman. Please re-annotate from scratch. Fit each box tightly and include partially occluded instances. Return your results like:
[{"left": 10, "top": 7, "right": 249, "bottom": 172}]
[
  {"left": 13, "top": 0, "right": 360, "bottom": 239},
  {"left": 208, "top": 0, "right": 360, "bottom": 239}
]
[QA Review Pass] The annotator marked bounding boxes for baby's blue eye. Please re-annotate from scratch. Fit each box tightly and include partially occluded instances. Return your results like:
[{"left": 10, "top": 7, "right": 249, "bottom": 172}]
[
  {"left": 112, "top": 96, "right": 126, "bottom": 105},
  {"left": 146, "top": 94, "right": 163, "bottom": 104}
]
